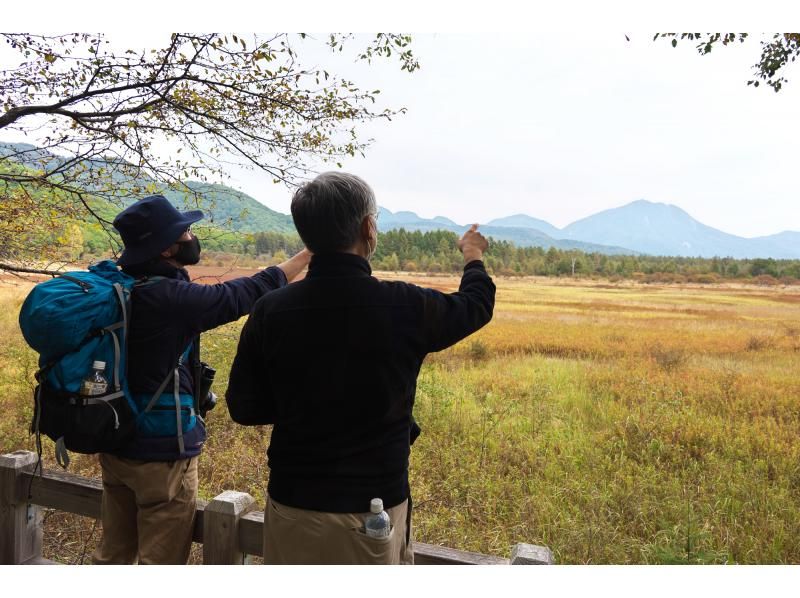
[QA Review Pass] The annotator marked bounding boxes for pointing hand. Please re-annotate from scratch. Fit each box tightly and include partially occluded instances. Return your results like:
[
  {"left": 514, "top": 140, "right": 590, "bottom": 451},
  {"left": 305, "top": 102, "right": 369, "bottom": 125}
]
[{"left": 457, "top": 224, "right": 488, "bottom": 263}]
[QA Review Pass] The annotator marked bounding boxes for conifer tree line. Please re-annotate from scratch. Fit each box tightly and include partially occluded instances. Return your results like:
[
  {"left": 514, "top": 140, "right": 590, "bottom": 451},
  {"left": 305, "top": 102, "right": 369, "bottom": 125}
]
[
  {"left": 22, "top": 215, "right": 800, "bottom": 284},
  {"left": 213, "top": 228, "right": 800, "bottom": 283}
]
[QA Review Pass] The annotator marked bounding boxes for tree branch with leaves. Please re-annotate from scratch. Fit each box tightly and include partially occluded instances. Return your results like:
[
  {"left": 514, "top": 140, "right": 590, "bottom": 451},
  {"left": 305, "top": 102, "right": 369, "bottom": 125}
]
[
  {"left": 0, "top": 32, "right": 419, "bottom": 269},
  {"left": 656, "top": 33, "right": 800, "bottom": 92}
]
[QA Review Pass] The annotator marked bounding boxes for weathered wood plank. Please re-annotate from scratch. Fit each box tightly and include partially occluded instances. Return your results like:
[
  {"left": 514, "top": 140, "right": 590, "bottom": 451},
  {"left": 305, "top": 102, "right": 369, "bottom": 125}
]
[
  {"left": 18, "top": 465, "right": 208, "bottom": 546},
  {"left": 203, "top": 491, "right": 257, "bottom": 564},
  {"left": 22, "top": 556, "right": 60, "bottom": 565},
  {"left": 239, "top": 510, "right": 264, "bottom": 557},
  {"left": 510, "top": 543, "right": 554, "bottom": 565},
  {"left": 3, "top": 456, "right": 548, "bottom": 565},
  {"left": 0, "top": 451, "right": 43, "bottom": 565},
  {"left": 19, "top": 467, "right": 214, "bottom": 544},
  {"left": 192, "top": 499, "right": 207, "bottom": 544},
  {"left": 20, "top": 467, "right": 102, "bottom": 519},
  {"left": 412, "top": 542, "right": 510, "bottom": 565}
]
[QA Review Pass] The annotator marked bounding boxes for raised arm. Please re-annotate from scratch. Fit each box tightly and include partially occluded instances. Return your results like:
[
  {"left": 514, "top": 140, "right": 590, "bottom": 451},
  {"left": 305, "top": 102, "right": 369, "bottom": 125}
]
[
  {"left": 168, "top": 249, "right": 311, "bottom": 335},
  {"left": 422, "top": 225, "right": 496, "bottom": 353},
  {"left": 276, "top": 248, "right": 312, "bottom": 282}
]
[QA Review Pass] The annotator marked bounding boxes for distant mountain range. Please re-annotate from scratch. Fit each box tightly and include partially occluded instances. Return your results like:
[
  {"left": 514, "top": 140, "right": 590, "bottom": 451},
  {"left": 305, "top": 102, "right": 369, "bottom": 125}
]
[
  {"left": 377, "top": 207, "right": 636, "bottom": 255},
  {"left": 379, "top": 201, "right": 800, "bottom": 259},
  {"left": 557, "top": 200, "right": 800, "bottom": 259},
  {"left": 529, "top": 201, "right": 800, "bottom": 259},
  {"left": 2, "top": 141, "right": 798, "bottom": 258}
]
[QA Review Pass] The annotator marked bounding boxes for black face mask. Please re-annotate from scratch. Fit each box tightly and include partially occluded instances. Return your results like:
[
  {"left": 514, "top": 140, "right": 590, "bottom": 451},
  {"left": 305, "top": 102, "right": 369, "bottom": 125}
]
[{"left": 174, "top": 235, "right": 201, "bottom": 266}]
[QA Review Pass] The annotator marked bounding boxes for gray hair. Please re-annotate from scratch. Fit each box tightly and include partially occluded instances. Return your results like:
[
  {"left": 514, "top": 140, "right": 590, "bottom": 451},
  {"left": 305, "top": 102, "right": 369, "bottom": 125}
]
[{"left": 290, "top": 172, "right": 377, "bottom": 254}]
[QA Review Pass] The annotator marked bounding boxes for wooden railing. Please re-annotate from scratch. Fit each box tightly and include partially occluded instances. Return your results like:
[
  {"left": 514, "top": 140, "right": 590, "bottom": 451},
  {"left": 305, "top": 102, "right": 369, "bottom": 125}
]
[{"left": 1, "top": 450, "right": 554, "bottom": 565}]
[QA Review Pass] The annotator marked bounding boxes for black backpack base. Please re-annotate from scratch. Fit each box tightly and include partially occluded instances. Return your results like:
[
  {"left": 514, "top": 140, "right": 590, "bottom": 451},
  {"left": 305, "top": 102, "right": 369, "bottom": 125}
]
[{"left": 32, "top": 384, "right": 137, "bottom": 455}]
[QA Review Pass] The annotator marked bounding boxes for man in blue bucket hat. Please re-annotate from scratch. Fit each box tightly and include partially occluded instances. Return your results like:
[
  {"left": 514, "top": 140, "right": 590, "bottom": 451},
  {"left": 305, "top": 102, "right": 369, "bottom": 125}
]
[{"left": 92, "top": 194, "right": 310, "bottom": 564}]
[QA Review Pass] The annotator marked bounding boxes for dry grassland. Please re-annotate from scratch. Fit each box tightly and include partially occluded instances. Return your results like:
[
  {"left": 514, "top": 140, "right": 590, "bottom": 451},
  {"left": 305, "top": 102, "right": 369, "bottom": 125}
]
[{"left": 2, "top": 273, "right": 799, "bottom": 563}]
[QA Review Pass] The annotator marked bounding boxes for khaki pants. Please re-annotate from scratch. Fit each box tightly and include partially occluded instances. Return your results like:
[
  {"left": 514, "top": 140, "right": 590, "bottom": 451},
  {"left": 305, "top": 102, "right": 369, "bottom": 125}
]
[
  {"left": 263, "top": 497, "right": 414, "bottom": 565},
  {"left": 92, "top": 454, "right": 198, "bottom": 565}
]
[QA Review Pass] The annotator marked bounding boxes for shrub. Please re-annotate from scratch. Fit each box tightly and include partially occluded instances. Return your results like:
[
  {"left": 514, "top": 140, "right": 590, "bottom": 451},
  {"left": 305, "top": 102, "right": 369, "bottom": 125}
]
[
  {"left": 650, "top": 344, "right": 688, "bottom": 371},
  {"left": 753, "top": 274, "right": 779, "bottom": 286},
  {"left": 688, "top": 273, "right": 719, "bottom": 284},
  {"left": 468, "top": 339, "right": 489, "bottom": 361},
  {"left": 745, "top": 336, "right": 772, "bottom": 351}
]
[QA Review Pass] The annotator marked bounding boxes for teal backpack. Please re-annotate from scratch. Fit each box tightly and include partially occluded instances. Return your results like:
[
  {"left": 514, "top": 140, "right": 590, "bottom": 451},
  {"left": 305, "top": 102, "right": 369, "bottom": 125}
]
[{"left": 19, "top": 260, "right": 196, "bottom": 467}]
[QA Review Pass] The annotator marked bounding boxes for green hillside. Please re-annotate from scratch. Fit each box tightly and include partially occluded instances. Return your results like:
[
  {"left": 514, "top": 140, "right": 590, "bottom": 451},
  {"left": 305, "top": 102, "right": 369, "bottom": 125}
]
[
  {"left": 0, "top": 148, "right": 299, "bottom": 261},
  {"left": 162, "top": 182, "right": 295, "bottom": 234},
  {"left": 0, "top": 142, "right": 295, "bottom": 235}
]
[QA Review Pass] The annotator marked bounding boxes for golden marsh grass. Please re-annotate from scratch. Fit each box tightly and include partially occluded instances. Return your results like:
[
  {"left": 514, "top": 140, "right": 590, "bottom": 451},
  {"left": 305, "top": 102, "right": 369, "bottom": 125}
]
[{"left": 2, "top": 274, "right": 799, "bottom": 563}]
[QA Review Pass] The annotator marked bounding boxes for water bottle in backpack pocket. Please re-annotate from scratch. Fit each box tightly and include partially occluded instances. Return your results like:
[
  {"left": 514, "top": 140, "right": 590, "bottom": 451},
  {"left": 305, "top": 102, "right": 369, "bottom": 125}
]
[
  {"left": 20, "top": 261, "right": 200, "bottom": 464},
  {"left": 20, "top": 261, "right": 139, "bottom": 460},
  {"left": 34, "top": 358, "right": 137, "bottom": 455}
]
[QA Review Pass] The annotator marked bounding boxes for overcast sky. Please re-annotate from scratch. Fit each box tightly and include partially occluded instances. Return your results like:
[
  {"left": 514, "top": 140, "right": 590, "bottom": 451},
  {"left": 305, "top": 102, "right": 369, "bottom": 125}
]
[
  {"left": 2, "top": 18, "right": 799, "bottom": 238},
  {"left": 246, "top": 32, "right": 796, "bottom": 239}
]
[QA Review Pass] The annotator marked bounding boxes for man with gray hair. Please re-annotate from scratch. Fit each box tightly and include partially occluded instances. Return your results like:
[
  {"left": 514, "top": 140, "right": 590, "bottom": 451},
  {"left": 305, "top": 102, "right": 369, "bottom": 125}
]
[{"left": 226, "top": 172, "right": 495, "bottom": 564}]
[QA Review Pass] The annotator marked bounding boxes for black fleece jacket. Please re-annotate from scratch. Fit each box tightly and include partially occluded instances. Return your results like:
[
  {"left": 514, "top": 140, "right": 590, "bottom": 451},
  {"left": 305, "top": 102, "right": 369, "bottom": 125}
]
[{"left": 226, "top": 253, "right": 495, "bottom": 512}]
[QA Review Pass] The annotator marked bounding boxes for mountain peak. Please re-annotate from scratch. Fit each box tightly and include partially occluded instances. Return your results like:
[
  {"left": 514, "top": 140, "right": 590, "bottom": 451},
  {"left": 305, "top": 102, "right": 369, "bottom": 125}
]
[
  {"left": 486, "top": 213, "right": 561, "bottom": 237},
  {"left": 626, "top": 199, "right": 683, "bottom": 211},
  {"left": 559, "top": 199, "right": 800, "bottom": 258}
]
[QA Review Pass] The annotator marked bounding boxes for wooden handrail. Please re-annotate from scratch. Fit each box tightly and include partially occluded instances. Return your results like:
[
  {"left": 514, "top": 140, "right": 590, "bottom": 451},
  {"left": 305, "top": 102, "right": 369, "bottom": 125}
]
[{"left": 0, "top": 451, "right": 554, "bottom": 565}]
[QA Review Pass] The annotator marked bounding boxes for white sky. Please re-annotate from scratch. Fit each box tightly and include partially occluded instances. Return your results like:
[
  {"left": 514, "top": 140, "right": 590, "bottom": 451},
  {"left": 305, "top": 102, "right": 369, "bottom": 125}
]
[
  {"left": 3, "top": 2, "right": 800, "bottom": 238},
  {"left": 255, "top": 31, "right": 800, "bottom": 238}
]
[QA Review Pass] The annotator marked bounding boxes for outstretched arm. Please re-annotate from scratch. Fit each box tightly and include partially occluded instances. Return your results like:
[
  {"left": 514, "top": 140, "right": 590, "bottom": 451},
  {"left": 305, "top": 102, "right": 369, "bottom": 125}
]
[
  {"left": 423, "top": 225, "right": 495, "bottom": 353},
  {"left": 166, "top": 248, "right": 311, "bottom": 336}
]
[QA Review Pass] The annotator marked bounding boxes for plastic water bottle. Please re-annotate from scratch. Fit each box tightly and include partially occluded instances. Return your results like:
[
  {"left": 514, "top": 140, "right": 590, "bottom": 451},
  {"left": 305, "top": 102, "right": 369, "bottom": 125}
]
[
  {"left": 80, "top": 360, "right": 108, "bottom": 396},
  {"left": 364, "top": 498, "right": 391, "bottom": 538}
]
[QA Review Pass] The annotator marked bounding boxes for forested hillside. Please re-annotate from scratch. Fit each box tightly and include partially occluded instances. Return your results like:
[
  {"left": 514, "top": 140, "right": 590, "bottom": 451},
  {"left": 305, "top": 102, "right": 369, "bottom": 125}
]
[{"left": 3, "top": 145, "right": 799, "bottom": 284}]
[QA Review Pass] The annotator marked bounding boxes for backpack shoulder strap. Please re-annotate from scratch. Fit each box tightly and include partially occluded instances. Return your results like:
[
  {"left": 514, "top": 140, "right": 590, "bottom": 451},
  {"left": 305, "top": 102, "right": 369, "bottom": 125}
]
[
  {"left": 139, "top": 340, "right": 194, "bottom": 456},
  {"left": 141, "top": 340, "right": 192, "bottom": 414}
]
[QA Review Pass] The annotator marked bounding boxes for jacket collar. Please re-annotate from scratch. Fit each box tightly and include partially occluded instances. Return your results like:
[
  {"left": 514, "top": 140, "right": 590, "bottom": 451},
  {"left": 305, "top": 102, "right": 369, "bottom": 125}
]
[
  {"left": 306, "top": 252, "right": 372, "bottom": 279},
  {"left": 121, "top": 258, "right": 190, "bottom": 281}
]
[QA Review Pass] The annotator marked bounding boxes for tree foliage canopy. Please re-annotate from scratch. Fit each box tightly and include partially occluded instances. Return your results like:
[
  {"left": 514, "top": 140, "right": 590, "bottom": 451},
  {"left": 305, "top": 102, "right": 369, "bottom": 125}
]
[
  {"left": 0, "top": 32, "right": 418, "bottom": 269},
  {"left": 657, "top": 33, "right": 800, "bottom": 92}
]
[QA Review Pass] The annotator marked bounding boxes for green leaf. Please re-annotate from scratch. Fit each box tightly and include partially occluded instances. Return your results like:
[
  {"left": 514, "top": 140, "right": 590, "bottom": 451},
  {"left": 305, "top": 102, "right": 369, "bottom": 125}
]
[{"left": 671, "top": 39, "right": 677, "bottom": 48}]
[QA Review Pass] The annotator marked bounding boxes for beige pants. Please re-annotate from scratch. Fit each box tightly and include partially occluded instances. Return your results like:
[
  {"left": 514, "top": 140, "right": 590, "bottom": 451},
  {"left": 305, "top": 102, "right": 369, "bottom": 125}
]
[
  {"left": 92, "top": 453, "right": 198, "bottom": 565},
  {"left": 264, "top": 497, "right": 414, "bottom": 565}
]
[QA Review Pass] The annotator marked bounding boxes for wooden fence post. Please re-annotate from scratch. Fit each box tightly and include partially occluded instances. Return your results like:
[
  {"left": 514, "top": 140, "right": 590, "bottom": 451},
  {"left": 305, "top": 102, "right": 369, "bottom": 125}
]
[
  {"left": 510, "top": 543, "right": 554, "bottom": 565},
  {"left": 203, "top": 490, "right": 257, "bottom": 564},
  {"left": 0, "top": 451, "right": 43, "bottom": 565}
]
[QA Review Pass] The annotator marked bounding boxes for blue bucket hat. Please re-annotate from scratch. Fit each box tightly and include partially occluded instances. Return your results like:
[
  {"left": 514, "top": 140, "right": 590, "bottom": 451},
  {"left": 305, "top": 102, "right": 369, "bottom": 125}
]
[{"left": 113, "top": 195, "right": 204, "bottom": 267}]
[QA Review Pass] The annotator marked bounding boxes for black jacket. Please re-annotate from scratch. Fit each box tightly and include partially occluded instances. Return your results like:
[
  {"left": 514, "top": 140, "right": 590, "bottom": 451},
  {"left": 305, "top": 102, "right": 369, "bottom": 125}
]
[
  {"left": 116, "top": 260, "right": 287, "bottom": 461},
  {"left": 226, "top": 253, "right": 495, "bottom": 512}
]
